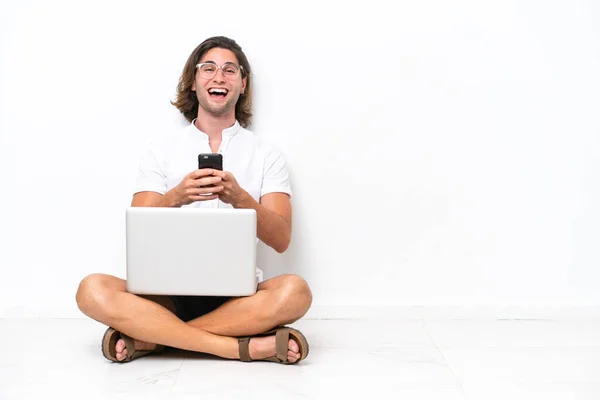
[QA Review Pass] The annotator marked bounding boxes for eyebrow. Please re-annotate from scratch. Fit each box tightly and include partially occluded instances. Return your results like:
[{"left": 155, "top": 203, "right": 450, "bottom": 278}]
[{"left": 201, "top": 60, "right": 237, "bottom": 66}]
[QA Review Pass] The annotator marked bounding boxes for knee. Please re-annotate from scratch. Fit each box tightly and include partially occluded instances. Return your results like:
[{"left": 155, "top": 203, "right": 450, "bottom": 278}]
[
  {"left": 276, "top": 274, "right": 313, "bottom": 319},
  {"left": 75, "top": 274, "right": 114, "bottom": 317}
]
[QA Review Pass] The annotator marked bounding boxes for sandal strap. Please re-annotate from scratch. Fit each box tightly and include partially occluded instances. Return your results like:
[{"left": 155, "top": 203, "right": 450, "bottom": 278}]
[
  {"left": 238, "top": 337, "right": 252, "bottom": 362},
  {"left": 275, "top": 328, "right": 290, "bottom": 362},
  {"left": 121, "top": 333, "right": 137, "bottom": 361},
  {"left": 121, "top": 333, "right": 164, "bottom": 361}
]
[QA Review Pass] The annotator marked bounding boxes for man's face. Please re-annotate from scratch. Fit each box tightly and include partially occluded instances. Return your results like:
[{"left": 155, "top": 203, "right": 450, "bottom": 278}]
[{"left": 192, "top": 47, "right": 247, "bottom": 118}]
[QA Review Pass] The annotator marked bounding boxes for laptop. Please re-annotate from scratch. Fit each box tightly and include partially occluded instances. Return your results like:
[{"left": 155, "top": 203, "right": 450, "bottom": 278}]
[{"left": 125, "top": 207, "right": 257, "bottom": 297}]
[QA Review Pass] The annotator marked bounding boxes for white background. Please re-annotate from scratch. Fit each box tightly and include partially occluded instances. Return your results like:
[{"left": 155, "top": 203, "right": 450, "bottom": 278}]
[{"left": 1, "top": 0, "right": 599, "bottom": 317}]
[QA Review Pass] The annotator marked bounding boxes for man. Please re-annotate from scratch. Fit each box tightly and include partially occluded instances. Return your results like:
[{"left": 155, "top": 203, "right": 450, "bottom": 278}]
[{"left": 76, "top": 36, "right": 312, "bottom": 364}]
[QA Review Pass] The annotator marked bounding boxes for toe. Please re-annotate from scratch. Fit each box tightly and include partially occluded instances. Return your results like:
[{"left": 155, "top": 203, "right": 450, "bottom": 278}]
[
  {"left": 287, "top": 350, "right": 300, "bottom": 363},
  {"left": 115, "top": 339, "right": 125, "bottom": 353},
  {"left": 116, "top": 348, "right": 127, "bottom": 361},
  {"left": 287, "top": 338, "right": 301, "bottom": 363}
]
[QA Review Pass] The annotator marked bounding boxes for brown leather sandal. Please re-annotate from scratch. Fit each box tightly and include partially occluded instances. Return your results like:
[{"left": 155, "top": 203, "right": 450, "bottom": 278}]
[
  {"left": 101, "top": 327, "right": 165, "bottom": 363},
  {"left": 238, "top": 326, "right": 309, "bottom": 364}
]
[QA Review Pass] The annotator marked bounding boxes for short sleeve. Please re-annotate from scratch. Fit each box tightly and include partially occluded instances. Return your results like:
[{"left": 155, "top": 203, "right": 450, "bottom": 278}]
[
  {"left": 133, "top": 141, "right": 168, "bottom": 195},
  {"left": 261, "top": 145, "right": 292, "bottom": 198}
]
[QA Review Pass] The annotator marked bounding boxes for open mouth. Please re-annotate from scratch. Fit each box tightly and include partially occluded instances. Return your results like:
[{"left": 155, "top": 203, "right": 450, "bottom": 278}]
[{"left": 208, "top": 88, "right": 229, "bottom": 99}]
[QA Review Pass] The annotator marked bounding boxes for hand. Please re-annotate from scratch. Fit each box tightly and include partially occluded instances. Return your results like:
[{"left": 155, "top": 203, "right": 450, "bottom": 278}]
[
  {"left": 210, "top": 170, "right": 249, "bottom": 206},
  {"left": 167, "top": 169, "right": 224, "bottom": 207}
]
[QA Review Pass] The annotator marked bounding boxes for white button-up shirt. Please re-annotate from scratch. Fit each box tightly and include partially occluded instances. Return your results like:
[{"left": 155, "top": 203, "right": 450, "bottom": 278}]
[{"left": 133, "top": 119, "right": 292, "bottom": 281}]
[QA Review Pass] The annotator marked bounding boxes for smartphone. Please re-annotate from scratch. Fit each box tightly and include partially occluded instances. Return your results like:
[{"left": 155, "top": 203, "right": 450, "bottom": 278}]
[
  {"left": 198, "top": 153, "right": 223, "bottom": 171},
  {"left": 198, "top": 153, "right": 223, "bottom": 188}
]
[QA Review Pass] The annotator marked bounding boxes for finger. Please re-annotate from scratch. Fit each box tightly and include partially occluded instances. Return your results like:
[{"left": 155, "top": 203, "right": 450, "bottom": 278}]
[
  {"left": 210, "top": 170, "right": 226, "bottom": 179},
  {"left": 191, "top": 169, "right": 215, "bottom": 178},
  {"left": 189, "top": 185, "right": 224, "bottom": 196},
  {"left": 211, "top": 170, "right": 234, "bottom": 180},
  {"left": 186, "top": 176, "right": 221, "bottom": 189},
  {"left": 195, "top": 176, "right": 222, "bottom": 187},
  {"left": 210, "top": 185, "right": 225, "bottom": 193},
  {"left": 189, "top": 194, "right": 218, "bottom": 202}
]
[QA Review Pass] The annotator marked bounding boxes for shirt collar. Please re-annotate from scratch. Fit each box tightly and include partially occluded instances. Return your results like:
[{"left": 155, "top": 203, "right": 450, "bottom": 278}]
[{"left": 190, "top": 119, "right": 241, "bottom": 139}]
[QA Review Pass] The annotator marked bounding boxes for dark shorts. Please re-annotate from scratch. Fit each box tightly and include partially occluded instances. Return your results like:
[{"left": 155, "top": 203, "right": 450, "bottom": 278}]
[{"left": 169, "top": 295, "right": 233, "bottom": 322}]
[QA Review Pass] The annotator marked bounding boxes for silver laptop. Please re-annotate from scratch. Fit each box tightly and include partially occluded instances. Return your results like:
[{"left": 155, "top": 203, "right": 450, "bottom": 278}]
[{"left": 125, "top": 207, "right": 257, "bottom": 297}]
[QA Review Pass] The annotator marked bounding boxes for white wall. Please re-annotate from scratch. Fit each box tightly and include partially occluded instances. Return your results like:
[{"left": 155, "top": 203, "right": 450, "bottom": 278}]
[{"left": 1, "top": 0, "right": 599, "bottom": 318}]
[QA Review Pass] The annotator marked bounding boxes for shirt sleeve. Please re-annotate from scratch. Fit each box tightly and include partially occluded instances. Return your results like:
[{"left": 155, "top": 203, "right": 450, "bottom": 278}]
[
  {"left": 133, "top": 140, "right": 168, "bottom": 195},
  {"left": 260, "top": 144, "right": 292, "bottom": 198}
]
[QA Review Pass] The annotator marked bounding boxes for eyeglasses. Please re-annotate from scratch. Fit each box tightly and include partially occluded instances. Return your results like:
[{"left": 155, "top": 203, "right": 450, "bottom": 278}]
[{"left": 196, "top": 62, "right": 243, "bottom": 80}]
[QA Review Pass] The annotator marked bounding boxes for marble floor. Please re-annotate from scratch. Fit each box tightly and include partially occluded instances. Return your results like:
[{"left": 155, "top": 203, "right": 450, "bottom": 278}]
[{"left": 2, "top": 317, "right": 600, "bottom": 399}]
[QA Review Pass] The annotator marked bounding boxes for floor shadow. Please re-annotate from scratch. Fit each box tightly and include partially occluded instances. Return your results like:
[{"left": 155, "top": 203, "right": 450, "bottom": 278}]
[{"left": 158, "top": 347, "right": 232, "bottom": 362}]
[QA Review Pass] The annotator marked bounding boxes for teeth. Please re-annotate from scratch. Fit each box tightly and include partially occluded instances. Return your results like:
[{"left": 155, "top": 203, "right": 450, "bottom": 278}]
[{"left": 209, "top": 88, "right": 228, "bottom": 94}]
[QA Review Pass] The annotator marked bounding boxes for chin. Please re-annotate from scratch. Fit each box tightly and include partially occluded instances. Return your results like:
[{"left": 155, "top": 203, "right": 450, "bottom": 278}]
[{"left": 211, "top": 102, "right": 236, "bottom": 115}]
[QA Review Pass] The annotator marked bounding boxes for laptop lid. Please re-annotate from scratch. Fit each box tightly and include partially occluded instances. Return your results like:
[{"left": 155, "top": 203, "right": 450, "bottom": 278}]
[{"left": 125, "top": 207, "right": 257, "bottom": 297}]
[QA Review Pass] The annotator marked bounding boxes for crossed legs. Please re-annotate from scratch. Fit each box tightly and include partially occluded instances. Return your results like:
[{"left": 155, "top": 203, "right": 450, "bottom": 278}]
[{"left": 75, "top": 273, "right": 312, "bottom": 362}]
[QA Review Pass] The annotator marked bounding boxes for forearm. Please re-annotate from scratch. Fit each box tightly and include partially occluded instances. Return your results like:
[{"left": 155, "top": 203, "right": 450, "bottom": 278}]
[
  {"left": 131, "top": 190, "right": 180, "bottom": 207},
  {"left": 234, "top": 192, "right": 291, "bottom": 253},
  {"left": 158, "top": 190, "right": 181, "bottom": 207}
]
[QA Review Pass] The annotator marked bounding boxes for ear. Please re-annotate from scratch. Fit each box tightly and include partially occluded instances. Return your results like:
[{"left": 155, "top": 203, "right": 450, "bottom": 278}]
[
  {"left": 241, "top": 76, "right": 247, "bottom": 94},
  {"left": 192, "top": 81, "right": 196, "bottom": 91}
]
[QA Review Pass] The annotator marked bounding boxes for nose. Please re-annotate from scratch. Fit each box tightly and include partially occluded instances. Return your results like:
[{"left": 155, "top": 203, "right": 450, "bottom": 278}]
[{"left": 212, "top": 67, "right": 227, "bottom": 82}]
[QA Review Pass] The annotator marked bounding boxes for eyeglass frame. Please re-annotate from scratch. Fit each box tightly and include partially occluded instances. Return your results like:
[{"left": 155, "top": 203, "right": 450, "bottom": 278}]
[{"left": 195, "top": 62, "right": 245, "bottom": 80}]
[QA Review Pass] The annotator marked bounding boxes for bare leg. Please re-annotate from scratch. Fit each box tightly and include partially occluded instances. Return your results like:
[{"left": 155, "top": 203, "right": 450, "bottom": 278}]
[
  {"left": 186, "top": 274, "right": 313, "bottom": 362},
  {"left": 76, "top": 273, "right": 312, "bottom": 362},
  {"left": 77, "top": 274, "right": 239, "bottom": 359},
  {"left": 188, "top": 274, "right": 313, "bottom": 336}
]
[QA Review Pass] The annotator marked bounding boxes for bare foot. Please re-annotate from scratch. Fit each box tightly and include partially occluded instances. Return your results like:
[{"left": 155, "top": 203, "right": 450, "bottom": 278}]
[
  {"left": 114, "top": 338, "right": 156, "bottom": 361},
  {"left": 248, "top": 335, "right": 301, "bottom": 363}
]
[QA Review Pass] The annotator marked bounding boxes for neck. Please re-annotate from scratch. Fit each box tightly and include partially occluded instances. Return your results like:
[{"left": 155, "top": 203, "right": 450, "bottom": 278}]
[{"left": 194, "top": 109, "right": 236, "bottom": 141}]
